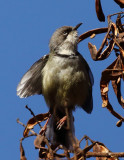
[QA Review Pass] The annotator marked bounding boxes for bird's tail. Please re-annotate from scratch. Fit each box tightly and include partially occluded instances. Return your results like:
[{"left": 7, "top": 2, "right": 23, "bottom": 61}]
[{"left": 45, "top": 111, "right": 78, "bottom": 150}]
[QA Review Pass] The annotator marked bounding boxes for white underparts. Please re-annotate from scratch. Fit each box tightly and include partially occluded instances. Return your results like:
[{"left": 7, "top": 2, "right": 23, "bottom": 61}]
[{"left": 58, "top": 31, "right": 78, "bottom": 56}]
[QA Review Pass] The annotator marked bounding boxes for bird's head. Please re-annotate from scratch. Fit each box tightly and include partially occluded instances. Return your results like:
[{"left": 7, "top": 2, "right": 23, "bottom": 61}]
[{"left": 49, "top": 23, "right": 82, "bottom": 54}]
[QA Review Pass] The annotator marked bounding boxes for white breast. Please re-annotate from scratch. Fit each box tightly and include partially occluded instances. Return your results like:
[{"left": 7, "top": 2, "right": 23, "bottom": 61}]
[{"left": 42, "top": 55, "right": 89, "bottom": 108}]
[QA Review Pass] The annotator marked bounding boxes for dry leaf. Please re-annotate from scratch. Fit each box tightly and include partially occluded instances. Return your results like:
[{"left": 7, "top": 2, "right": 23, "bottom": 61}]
[
  {"left": 114, "top": 0, "right": 124, "bottom": 8},
  {"left": 93, "top": 143, "right": 118, "bottom": 160},
  {"left": 78, "top": 27, "right": 108, "bottom": 43},
  {"left": 23, "top": 112, "right": 49, "bottom": 137},
  {"left": 116, "top": 119, "right": 123, "bottom": 127},
  {"left": 95, "top": 0, "right": 105, "bottom": 22}
]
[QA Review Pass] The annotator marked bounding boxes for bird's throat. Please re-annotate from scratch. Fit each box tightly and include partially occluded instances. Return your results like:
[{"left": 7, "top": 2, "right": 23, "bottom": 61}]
[{"left": 57, "top": 42, "right": 77, "bottom": 56}]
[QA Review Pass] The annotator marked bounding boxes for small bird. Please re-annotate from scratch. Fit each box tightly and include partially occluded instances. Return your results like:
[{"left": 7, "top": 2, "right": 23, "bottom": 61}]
[{"left": 17, "top": 23, "right": 94, "bottom": 150}]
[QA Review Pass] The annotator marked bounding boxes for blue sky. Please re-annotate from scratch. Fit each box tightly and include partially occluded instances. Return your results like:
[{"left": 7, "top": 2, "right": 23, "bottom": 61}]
[{"left": 0, "top": 0, "right": 124, "bottom": 159}]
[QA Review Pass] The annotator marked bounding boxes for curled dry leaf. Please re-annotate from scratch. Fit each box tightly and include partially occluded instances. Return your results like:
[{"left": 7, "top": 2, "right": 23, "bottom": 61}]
[
  {"left": 93, "top": 143, "right": 118, "bottom": 160},
  {"left": 100, "top": 56, "right": 123, "bottom": 108},
  {"left": 88, "top": 23, "right": 117, "bottom": 61},
  {"left": 95, "top": 0, "right": 105, "bottom": 22},
  {"left": 88, "top": 43, "right": 98, "bottom": 60},
  {"left": 23, "top": 112, "right": 50, "bottom": 137},
  {"left": 88, "top": 39, "right": 115, "bottom": 61},
  {"left": 100, "top": 55, "right": 124, "bottom": 125},
  {"left": 114, "top": 0, "right": 124, "bottom": 8}
]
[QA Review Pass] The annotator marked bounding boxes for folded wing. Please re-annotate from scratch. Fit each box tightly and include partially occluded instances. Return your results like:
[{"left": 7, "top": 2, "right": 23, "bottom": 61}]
[{"left": 81, "top": 56, "right": 94, "bottom": 114}]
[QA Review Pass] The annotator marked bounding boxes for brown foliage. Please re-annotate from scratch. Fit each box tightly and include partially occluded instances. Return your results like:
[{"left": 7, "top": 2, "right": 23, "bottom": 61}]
[
  {"left": 23, "top": 111, "right": 50, "bottom": 137},
  {"left": 79, "top": 12, "right": 124, "bottom": 127}
]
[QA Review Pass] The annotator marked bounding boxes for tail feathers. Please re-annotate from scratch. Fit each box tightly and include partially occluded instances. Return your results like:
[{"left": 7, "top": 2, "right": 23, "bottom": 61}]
[
  {"left": 45, "top": 114, "right": 77, "bottom": 150},
  {"left": 82, "top": 89, "right": 93, "bottom": 114},
  {"left": 82, "top": 96, "right": 93, "bottom": 114}
]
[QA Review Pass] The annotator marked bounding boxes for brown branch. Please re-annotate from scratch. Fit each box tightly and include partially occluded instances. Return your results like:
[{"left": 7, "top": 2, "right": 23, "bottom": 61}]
[
  {"left": 17, "top": 118, "right": 26, "bottom": 128},
  {"left": 70, "top": 151, "right": 124, "bottom": 160},
  {"left": 20, "top": 140, "right": 27, "bottom": 160},
  {"left": 107, "top": 11, "right": 124, "bottom": 22},
  {"left": 79, "top": 135, "right": 95, "bottom": 144},
  {"left": 86, "top": 151, "right": 124, "bottom": 158}
]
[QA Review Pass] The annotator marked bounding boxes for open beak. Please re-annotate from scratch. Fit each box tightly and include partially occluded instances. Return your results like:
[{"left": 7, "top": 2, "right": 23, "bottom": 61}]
[{"left": 73, "top": 23, "right": 82, "bottom": 30}]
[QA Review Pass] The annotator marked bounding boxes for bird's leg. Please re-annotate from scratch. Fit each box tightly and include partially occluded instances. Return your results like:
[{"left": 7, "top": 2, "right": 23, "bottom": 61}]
[
  {"left": 39, "top": 114, "right": 51, "bottom": 135},
  {"left": 56, "top": 115, "right": 67, "bottom": 130},
  {"left": 56, "top": 102, "right": 70, "bottom": 130},
  {"left": 65, "top": 107, "right": 70, "bottom": 130}
]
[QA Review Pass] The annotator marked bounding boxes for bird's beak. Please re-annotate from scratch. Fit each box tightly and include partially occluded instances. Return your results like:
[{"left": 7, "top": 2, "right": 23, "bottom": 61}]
[{"left": 73, "top": 23, "right": 82, "bottom": 30}]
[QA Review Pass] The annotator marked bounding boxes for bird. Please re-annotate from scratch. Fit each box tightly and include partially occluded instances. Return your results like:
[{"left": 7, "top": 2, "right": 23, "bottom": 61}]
[{"left": 17, "top": 23, "right": 94, "bottom": 150}]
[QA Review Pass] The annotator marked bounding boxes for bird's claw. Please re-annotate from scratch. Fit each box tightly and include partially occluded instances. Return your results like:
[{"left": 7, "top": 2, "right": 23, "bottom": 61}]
[{"left": 56, "top": 116, "right": 67, "bottom": 130}]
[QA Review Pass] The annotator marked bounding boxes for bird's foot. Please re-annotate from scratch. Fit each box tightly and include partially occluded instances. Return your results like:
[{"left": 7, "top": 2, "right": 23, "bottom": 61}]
[{"left": 56, "top": 116, "right": 67, "bottom": 130}]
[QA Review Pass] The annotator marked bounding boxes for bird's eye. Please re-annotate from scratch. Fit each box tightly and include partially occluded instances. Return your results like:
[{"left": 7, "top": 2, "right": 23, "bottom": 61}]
[
  {"left": 63, "top": 31, "right": 68, "bottom": 36},
  {"left": 63, "top": 28, "right": 72, "bottom": 36}
]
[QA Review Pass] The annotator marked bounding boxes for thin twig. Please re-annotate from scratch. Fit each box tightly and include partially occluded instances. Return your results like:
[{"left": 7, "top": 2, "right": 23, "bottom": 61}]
[
  {"left": 16, "top": 118, "right": 37, "bottom": 136},
  {"left": 79, "top": 135, "right": 95, "bottom": 144},
  {"left": 86, "top": 151, "right": 124, "bottom": 158}
]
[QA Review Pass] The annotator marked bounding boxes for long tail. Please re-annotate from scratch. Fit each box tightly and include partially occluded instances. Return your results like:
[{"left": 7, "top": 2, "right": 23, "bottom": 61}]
[{"left": 45, "top": 111, "right": 78, "bottom": 150}]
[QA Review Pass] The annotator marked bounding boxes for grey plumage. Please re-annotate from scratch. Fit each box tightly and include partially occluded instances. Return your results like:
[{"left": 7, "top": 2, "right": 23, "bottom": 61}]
[
  {"left": 17, "top": 55, "right": 49, "bottom": 97},
  {"left": 17, "top": 23, "right": 94, "bottom": 150}
]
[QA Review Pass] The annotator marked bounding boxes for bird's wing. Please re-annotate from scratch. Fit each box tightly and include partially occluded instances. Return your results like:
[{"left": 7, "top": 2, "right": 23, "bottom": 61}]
[
  {"left": 88, "top": 66, "right": 94, "bottom": 85},
  {"left": 17, "top": 54, "right": 49, "bottom": 98},
  {"left": 79, "top": 53, "right": 94, "bottom": 114},
  {"left": 82, "top": 87, "right": 93, "bottom": 114},
  {"left": 82, "top": 60, "right": 94, "bottom": 113},
  {"left": 85, "top": 59, "right": 94, "bottom": 86}
]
